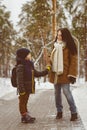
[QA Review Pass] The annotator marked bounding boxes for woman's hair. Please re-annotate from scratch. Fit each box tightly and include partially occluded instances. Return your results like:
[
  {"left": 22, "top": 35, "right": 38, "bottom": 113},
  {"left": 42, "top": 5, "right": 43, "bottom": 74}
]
[{"left": 55, "top": 28, "right": 77, "bottom": 55}]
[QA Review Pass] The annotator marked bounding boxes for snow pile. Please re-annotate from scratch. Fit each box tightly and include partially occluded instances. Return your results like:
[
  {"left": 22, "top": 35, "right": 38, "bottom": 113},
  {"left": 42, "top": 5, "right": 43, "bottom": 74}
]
[
  {"left": 0, "top": 78, "right": 16, "bottom": 98},
  {"left": 35, "top": 78, "right": 54, "bottom": 89}
]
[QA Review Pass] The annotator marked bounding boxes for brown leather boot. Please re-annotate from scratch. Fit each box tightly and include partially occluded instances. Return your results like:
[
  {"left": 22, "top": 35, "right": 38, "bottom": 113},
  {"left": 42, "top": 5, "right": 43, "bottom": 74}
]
[
  {"left": 56, "top": 112, "right": 62, "bottom": 119},
  {"left": 70, "top": 113, "right": 78, "bottom": 121}
]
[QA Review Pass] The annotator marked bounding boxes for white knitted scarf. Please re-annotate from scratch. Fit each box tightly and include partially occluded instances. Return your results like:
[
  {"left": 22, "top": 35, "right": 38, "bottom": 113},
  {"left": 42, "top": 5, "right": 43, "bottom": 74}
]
[{"left": 51, "top": 41, "right": 65, "bottom": 75}]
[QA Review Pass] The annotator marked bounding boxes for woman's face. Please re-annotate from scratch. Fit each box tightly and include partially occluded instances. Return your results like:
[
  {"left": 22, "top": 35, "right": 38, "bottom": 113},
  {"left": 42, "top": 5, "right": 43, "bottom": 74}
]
[{"left": 57, "top": 30, "right": 62, "bottom": 41}]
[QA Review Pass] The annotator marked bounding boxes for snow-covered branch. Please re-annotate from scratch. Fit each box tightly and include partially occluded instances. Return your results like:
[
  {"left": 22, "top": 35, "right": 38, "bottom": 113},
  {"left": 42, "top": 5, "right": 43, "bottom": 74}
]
[{"left": 34, "top": 48, "right": 44, "bottom": 66}]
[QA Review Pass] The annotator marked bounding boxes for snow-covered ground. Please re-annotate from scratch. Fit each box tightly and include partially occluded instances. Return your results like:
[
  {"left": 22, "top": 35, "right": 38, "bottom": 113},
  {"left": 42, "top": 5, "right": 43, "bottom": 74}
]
[
  {"left": 0, "top": 77, "right": 87, "bottom": 130},
  {"left": 73, "top": 80, "right": 87, "bottom": 130},
  {"left": 0, "top": 78, "right": 16, "bottom": 98}
]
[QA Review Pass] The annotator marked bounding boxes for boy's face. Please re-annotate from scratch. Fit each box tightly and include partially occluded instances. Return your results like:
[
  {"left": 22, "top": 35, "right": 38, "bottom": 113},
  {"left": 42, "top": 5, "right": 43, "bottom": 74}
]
[{"left": 25, "top": 53, "right": 32, "bottom": 60}]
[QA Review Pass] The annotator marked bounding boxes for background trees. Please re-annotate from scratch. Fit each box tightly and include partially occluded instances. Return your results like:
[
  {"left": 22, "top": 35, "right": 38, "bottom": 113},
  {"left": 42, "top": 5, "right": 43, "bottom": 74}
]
[
  {"left": 18, "top": 0, "right": 52, "bottom": 68},
  {"left": 0, "top": 2, "right": 16, "bottom": 77},
  {"left": 0, "top": 0, "right": 86, "bottom": 80}
]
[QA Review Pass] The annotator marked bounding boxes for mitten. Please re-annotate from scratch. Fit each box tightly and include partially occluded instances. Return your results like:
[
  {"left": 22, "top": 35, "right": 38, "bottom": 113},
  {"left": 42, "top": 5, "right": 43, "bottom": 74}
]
[
  {"left": 46, "top": 66, "right": 51, "bottom": 71},
  {"left": 46, "top": 64, "right": 51, "bottom": 71},
  {"left": 68, "top": 76, "right": 76, "bottom": 84}
]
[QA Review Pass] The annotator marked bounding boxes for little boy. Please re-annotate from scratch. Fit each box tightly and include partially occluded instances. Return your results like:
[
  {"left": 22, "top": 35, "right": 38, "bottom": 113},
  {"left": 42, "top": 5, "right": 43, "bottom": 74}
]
[{"left": 16, "top": 48, "right": 50, "bottom": 123}]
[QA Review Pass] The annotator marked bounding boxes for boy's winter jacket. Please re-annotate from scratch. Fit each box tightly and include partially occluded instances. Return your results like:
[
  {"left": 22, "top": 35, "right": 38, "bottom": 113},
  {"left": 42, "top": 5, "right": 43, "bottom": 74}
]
[{"left": 16, "top": 60, "right": 48, "bottom": 94}]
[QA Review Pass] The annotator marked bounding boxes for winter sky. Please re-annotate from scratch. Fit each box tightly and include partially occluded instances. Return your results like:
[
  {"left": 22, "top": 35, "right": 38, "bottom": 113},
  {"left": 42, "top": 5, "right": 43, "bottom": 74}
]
[
  {"left": 2, "top": 0, "right": 72, "bottom": 29},
  {"left": 2, "top": 0, "right": 33, "bottom": 27}
]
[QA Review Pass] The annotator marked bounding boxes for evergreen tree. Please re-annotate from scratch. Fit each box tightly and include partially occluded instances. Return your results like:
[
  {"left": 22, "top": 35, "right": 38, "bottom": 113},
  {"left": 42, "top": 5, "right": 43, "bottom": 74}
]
[
  {"left": 18, "top": 0, "right": 52, "bottom": 68},
  {"left": 0, "top": 2, "right": 16, "bottom": 77}
]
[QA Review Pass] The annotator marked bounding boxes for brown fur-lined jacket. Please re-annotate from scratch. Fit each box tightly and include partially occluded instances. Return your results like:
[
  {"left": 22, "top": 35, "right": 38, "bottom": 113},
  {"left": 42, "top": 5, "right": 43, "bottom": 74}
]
[{"left": 48, "top": 47, "right": 78, "bottom": 84}]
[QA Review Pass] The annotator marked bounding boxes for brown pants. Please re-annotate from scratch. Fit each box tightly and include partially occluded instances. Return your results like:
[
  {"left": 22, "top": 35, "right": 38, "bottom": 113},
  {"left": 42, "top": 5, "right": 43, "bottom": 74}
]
[{"left": 19, "top": 92, "right": 30, "bottom": 115}]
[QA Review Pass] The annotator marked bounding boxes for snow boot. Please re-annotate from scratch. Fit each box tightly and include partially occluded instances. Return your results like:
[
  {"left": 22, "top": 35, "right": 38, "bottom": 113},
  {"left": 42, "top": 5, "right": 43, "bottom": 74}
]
[
  {"left": 21, "top": 114, "right": 35, "bottom": 123},
  {"left": 70, "top": 113, "right": 78, "bottom": 121},
  {"left": 27, "top": 112, "right": 36, "bottom": 121},
  {"left": 27, "top": 115, "right": 36, "bottom": 121}
]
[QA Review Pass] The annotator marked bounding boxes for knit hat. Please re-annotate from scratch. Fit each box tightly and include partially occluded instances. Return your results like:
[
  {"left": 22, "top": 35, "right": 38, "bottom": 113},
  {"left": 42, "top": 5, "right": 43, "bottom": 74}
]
[{"left": 16, "top": 48, "right": 30, "bottom": 59}]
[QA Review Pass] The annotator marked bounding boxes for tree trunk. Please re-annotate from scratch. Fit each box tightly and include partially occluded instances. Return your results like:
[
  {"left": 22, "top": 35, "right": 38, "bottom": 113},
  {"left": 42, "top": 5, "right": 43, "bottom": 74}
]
[
  {"left": 52, "top": 0, "right": 57, "bottom": 40},
  {"left": 85, "top": 0, "right": 87, "bottom": 81}
]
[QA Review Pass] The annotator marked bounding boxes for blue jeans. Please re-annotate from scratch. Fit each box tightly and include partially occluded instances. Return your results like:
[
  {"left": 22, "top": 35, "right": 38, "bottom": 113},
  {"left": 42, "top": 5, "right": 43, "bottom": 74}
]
[{"left": 54, "top": 84, "right": 77, "bottom": 114}]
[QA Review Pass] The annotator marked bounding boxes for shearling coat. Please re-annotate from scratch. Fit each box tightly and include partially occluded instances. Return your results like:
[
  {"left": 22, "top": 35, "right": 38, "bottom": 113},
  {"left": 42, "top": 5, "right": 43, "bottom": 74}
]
[{"left": 49, "top": 47, "right": 78, "bottom": 84}]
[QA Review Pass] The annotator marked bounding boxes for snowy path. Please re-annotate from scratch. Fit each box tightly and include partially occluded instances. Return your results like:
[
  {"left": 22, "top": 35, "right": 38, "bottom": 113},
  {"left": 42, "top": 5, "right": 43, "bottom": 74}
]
[
  {"left": 0, "top": 78, "right": 87, "bottom": 130},
  {"left": 0, "top": 89, "right": 85, "bottom": 130}
]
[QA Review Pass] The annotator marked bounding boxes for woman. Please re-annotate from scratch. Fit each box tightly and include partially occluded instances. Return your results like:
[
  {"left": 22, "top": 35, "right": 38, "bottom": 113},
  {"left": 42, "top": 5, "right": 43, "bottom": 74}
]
[{"left": 49, "top": 28, "right": 78, "bottom": 121}]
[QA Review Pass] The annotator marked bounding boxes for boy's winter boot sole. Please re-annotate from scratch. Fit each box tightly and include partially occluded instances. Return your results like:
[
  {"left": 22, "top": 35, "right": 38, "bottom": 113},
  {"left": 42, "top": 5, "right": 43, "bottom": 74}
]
[{"left": 21, "top": 118, "right": 35, "bottom": 123}]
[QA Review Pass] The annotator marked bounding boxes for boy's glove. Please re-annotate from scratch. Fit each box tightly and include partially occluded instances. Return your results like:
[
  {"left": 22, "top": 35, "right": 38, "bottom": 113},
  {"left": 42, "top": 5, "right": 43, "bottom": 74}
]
[
  {"left": 68, "top": 76, "right": 76, "bottom": 84},
  {"left": 46, "top": 64, "right": 51, "bottom": 71},
  {"left": 46, "top": 66, "right": 51, "bottom": 71}
]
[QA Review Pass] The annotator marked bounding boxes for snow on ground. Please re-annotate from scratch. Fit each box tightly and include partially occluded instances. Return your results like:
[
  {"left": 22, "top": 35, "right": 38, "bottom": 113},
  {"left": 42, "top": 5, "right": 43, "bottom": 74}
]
[
  {"left": 35, "top": 78, "right": 54, "bottom": 89},
  {"left": 73, "top": 81, "right": 87, "bottom": 130},
  {"left": 0, "top": 77, "right": 87, "bottom": 129},
  {"left": 0, "top": 78, "right": 16, "bottom": 98}
]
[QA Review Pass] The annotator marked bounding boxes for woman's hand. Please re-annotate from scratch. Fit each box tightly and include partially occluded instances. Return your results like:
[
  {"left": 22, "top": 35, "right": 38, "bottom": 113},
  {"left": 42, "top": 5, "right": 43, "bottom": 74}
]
[{"left": 68, "top": 77, "right": 76, "bottom": 84}]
